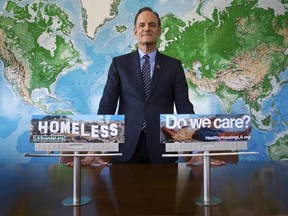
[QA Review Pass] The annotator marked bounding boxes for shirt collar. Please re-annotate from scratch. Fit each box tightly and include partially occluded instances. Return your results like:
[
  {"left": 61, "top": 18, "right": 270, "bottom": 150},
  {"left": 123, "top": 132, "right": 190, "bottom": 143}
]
[{"left": 138, "top": 49, "right": 157, "bottom": 61}]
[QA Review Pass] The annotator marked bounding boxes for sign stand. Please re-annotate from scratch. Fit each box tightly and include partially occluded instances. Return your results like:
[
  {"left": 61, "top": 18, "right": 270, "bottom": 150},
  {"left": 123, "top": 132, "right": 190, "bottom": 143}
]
[
  {"left": 26, "top": 151, "right": 122, "bottom": 207},
  {"left": 62, "top": 151, "right": 91, "bottom": 206},
  {"left": 29, "top": 114, "right": 125, "bottom": 207},
  {"left": 163, "top": 150, "right": 258, "bottom": 206},
  {"left": 193, "top": 150, "right": 222, "bottom": 206},
  {"left": 161, "top": 113, "right": 256, "bottom": 206}
]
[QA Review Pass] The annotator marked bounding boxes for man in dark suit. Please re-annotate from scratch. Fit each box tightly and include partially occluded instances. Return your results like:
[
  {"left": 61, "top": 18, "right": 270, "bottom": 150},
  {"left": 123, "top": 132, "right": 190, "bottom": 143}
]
[
  {"left": 74, "top": 7, "right": 224, "bottom": 165},
  {"left": 96, "top": 7, "right": 194, "bottom": 163}
]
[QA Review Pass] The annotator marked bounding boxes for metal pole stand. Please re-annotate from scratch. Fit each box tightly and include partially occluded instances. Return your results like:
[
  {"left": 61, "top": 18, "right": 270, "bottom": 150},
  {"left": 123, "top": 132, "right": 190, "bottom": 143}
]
[
  {"left": 62, "top": 151, "right": 91, "bottom": 206},
  {"left": 26, "top": 151, "right": 123, "bottom": 207},
  {"left": 163, "top": 149, "right": 258, "bottom": 206},
  {"left": 193, "top": 150, "right": 222, "bottom": 206}
]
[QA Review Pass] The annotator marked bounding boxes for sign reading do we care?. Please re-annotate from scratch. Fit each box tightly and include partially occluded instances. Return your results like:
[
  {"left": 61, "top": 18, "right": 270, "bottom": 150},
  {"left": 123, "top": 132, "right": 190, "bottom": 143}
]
[
  {"left": 30, "top": 115, "right": 125, "bottom": 144},
  {"left": 160, "top": 114, "right": 252, "bottom": 142}
]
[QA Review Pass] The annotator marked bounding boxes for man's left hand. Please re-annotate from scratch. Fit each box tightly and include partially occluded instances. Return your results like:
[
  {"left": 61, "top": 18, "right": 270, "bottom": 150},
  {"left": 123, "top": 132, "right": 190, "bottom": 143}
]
[{"left": 186, "top": 156, "right": 226, "bottom": 166}]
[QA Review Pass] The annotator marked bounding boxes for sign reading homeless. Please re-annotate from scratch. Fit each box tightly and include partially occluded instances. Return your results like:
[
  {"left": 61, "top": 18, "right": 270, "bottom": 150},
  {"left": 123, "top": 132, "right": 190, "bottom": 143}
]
[{"left": 30, "top": 115, "right": 125, "bottom": 143}]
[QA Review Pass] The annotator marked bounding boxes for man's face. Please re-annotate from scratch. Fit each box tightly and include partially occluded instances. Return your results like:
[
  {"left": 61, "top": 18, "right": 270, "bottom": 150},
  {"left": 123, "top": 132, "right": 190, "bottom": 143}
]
[{"left": 134, "top": 11, "right": 162, "bottom": 47}]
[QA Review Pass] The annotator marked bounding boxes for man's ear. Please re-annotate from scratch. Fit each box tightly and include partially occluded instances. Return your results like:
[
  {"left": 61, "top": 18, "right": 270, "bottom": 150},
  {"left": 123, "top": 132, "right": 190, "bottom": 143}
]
[
  {"left": 158, "top": 27, "right": 162, "bottom": 36},
  {"left": 134, "top": 26, "right": 137, "bottom": 36}
]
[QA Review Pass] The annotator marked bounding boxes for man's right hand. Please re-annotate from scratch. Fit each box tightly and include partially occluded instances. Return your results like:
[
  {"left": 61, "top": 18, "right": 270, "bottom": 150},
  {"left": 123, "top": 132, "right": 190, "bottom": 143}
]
[{"left": 66, "top": 156, "right": 109, "bottom": 167}]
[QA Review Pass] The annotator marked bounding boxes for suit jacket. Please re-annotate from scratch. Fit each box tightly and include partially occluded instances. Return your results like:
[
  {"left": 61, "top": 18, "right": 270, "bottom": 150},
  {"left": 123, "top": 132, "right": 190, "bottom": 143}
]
[{"left": 98, "top": 50, "right": 194, "bottom": 163}]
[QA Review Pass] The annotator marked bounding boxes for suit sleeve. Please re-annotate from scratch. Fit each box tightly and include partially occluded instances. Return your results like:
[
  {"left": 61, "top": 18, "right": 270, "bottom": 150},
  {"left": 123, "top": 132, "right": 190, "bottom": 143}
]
[
  {"left": 97, "top": 58, "right": 120, "bottom": 114},
  {"left": 173, "top": 61, "right": 195, "bottom": 114}
]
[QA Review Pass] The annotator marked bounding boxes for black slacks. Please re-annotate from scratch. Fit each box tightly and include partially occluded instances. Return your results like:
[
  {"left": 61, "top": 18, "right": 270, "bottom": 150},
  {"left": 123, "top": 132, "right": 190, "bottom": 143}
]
[{"left": 112, "top": 130, "right": 151, "bottom": 163}]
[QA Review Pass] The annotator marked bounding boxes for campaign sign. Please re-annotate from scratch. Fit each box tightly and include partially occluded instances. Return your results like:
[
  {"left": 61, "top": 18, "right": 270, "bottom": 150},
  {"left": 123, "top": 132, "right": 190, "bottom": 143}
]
[
  {"left": 160, "top": 114, "right": 252, "bottom": 143},
  {"left": 30, "top": 115, "right": 125, "bottom": 144}
]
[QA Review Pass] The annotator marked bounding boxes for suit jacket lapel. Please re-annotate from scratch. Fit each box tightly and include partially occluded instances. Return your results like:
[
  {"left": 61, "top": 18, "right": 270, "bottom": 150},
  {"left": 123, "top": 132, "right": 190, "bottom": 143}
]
[
  {"left": 147, "top": 51, "right": 165, "bottom": 100},
  {"left": 130, "top": 50, "right": 166, "bottom": 101},
  {"left": 129, "top": 51, "right": 145, "bottom": 96}
]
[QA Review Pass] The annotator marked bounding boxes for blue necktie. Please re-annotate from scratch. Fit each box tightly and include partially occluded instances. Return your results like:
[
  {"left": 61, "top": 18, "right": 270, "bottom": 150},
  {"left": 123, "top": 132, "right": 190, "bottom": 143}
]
[
  {"left": 141, "top": 55, "right": 151, "bottom": 97},
  {"left": 141, "top": 55, "right": 151, "bottom": 129}
]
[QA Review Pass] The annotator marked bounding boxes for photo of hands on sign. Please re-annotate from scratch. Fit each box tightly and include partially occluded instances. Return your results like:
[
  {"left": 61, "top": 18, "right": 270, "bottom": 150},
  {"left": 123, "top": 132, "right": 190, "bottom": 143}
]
[
  {"left": 160, "top": 114, "right": 252, "bottom": 165},
  {"left": 161, "top": 122, "right": 252, "bottom": 142}
]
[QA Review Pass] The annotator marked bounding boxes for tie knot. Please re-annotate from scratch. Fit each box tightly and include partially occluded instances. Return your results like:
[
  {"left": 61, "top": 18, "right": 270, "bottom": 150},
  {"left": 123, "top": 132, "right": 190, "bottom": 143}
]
[{"left": 143, "top": 55, "right": 150, "bottom": 60}]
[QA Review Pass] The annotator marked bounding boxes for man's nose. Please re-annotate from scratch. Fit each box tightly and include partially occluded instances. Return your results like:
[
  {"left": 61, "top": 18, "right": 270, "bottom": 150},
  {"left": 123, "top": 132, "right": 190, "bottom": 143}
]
[{"left": 144, "top": 24, "right": 150, "bottom": 31}]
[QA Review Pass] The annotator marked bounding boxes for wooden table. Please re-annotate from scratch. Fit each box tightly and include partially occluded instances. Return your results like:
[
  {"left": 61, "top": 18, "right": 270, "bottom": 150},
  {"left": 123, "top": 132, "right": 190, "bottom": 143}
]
[{"left": 0, "top": 161, "right": 287, "bottom": 216}]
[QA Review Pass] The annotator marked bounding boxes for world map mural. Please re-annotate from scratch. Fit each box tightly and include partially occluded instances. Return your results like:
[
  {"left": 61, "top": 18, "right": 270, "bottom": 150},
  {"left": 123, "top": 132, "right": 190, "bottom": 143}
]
[{"left": 0, "top": 0, "right": 287, "bottom": 163}]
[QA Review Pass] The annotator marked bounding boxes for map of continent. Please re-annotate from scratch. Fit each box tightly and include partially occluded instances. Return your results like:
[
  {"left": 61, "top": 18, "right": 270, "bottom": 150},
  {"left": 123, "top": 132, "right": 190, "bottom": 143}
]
[{"left": 0, "top": 0, "right": 287, "bottom": 163}]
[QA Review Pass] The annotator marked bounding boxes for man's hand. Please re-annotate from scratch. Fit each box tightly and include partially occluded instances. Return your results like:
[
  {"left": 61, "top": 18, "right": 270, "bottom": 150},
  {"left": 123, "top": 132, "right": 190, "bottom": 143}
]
[
  {"left": 186, "top": 155, "right": 226, "bottom": 166},
  {"left": 66, "top": 156, "right": 109, "bottom": 167},
  {"left": 162, "top": 126, "right": 196, "bottom": 141}
]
